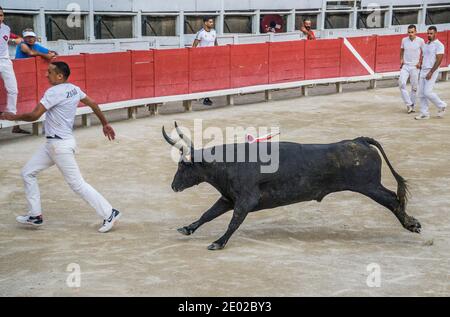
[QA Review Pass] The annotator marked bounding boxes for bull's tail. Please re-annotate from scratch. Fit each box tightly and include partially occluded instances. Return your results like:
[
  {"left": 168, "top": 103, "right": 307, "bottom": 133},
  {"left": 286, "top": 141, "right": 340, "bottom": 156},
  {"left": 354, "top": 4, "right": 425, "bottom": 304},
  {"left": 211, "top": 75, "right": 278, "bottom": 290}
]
[{"left": 358, "top": 137, "right": 409, "bottom": 209}]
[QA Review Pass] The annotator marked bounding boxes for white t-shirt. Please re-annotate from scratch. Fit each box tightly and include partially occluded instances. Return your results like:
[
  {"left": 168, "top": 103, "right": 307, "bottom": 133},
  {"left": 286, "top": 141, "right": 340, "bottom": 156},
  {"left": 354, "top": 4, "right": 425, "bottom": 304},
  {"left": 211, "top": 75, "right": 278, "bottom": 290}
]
[
  {"left": 40, "top": 83, "right": 86, "bottom": 139},
  {"left": 0, "top": 23, "right": 11, "bottom": 59},
  {"left": 195, "top": 28, "right": 217, "bottom": 47},
  {"left": 422, "top": 39, "right": 445, "bottom": 70},
  {"left": 401, "top": 36, "right": 425, "bottom": 65}
]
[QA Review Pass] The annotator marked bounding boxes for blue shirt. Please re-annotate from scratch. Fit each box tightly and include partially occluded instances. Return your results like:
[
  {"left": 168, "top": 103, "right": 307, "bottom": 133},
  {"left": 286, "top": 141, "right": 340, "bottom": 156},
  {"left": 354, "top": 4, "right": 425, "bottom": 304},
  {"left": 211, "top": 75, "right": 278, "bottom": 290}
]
[{"left": 15, "top": 41, "right": 49, "bottom": 59}]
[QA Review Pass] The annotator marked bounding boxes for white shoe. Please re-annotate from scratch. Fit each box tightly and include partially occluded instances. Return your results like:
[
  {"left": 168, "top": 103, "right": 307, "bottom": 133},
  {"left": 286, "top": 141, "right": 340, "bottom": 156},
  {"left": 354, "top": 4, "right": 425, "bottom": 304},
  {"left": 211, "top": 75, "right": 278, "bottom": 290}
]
[
  {"left": 16, "top": 214, "right": 43, "bottom": 226},
  {"left": 437, "top": 107, "right": 446, "bottom": 118},
  {"left": 415, "top": 114, "right": 430, "bottom": 120},
  {"left": 98, "top": 209, "right": 121, "bottom": 233},
  {"left": 407, "top": 105, "right": 415, "bottom": 114}
]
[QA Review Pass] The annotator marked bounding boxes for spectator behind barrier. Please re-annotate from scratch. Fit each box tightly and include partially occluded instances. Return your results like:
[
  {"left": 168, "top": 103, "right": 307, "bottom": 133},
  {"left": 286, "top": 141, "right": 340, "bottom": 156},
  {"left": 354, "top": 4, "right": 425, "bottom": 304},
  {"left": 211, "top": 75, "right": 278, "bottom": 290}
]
[
  {"left": 300, "top": 19, "right": 316, "bottom": 40},
  {"left": 15, "top": 29, "right": 57, "bottom": 60}
]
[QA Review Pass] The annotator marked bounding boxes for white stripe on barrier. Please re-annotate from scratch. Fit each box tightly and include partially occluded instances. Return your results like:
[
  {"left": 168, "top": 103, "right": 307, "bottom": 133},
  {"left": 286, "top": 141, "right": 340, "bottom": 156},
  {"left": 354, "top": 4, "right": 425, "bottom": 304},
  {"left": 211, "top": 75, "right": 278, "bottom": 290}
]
[{"left": 343, "top": 38, "right": 375, "bottom": 76}]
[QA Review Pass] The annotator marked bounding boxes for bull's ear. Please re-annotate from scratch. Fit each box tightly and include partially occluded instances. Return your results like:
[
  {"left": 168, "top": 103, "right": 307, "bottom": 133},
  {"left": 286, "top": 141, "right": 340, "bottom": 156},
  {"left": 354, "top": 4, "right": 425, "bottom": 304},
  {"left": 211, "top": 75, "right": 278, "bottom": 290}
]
[{"left": 181, "top": 147, "right": 193, "bottom": 164}]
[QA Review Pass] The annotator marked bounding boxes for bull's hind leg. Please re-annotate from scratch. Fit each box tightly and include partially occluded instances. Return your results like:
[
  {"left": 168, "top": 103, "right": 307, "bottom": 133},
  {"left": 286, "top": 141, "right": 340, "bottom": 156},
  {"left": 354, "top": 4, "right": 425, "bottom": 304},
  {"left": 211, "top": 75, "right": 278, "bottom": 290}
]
[
  {"left": 358, "top": 185, "right": 421, "bottom": 233},
  {"left": 208, "top": 195, "right": 258, "bottom": 250},
  {"left": 177, "top": 197, "right": 232, "bottom": 236}
]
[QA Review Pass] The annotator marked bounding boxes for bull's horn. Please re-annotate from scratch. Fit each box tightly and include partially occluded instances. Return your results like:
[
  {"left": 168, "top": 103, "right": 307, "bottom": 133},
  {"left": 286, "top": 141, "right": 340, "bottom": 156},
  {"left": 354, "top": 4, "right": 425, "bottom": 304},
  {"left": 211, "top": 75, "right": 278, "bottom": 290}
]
[
  {"left": 162, "top": 126, "right": 190, "bottom": 156},
  {"left": 162, "top": 126, "right": 178, "bottom": 146},
  {"left": 174, "top": 121, "right": 192, "bottom": 147}
]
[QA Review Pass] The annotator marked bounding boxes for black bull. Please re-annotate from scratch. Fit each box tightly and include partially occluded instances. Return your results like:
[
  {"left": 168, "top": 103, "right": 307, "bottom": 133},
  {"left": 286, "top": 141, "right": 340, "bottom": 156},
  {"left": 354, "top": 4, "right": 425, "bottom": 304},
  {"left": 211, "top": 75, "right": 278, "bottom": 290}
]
[{"left": 163, "top": 124, "right": 421, "bottom": 250}]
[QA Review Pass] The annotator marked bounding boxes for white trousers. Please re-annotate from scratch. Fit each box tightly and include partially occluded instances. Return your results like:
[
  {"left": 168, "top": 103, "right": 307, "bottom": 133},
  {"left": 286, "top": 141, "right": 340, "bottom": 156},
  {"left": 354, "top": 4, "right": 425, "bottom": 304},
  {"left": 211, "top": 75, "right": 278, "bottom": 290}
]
[
  {"left": 418, "top": 69, "right": 447, "bottom": 116},
  {"left": 0, "top": 58, "right": 18, "bottom": 114},
  {"left": 21, "top": 138, "right": 113, "bottom": 219},
  {"left": 399, "top": 64, "right": 419, "bottom": 107}
]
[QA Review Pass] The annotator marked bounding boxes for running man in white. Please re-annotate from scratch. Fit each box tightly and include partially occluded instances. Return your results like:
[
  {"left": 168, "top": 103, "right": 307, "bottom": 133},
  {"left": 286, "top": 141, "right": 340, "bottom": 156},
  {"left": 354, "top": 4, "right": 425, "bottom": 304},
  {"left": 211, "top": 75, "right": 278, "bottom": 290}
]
[
  {"left": 0, "top": 7, "right": 26, "bottom": 133},
  {"left": 193, "top": 16, "right": 218, "bottom": 106},
  {"left": 399, "top": 24, "right": 424, "bottom": 114},
  {"left": 415, "top": 26, "right": 447, "bottom": 120},
  {"left": 0, "top": 61, "right": 121, "bottom": 232}
]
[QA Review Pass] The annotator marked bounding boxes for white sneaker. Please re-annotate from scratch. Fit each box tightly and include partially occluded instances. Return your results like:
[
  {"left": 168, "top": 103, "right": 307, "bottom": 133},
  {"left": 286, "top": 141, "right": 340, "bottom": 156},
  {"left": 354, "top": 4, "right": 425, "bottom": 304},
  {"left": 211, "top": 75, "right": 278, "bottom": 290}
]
[
  {"left": 415, "top": 114, "right": 430, "bottom": 120},
  {"left": 407, "top": 105, "right": 415, "bottom": 114},
  {"left": 16, "top": 214, "right": 43, "bottom": 226},
  {"left": 437, "top": 107, "right": 446, "bottom": 118},
  {"left": 98, "top": 209, "right": 121, "bottom": 233}
]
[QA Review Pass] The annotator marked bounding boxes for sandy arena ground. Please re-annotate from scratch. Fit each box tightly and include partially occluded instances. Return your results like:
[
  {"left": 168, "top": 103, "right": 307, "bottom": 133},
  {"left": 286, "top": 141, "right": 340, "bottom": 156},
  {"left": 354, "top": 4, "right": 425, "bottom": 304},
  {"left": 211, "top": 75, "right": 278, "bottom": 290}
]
[{"left": 0, "top": 80, "right": 449, "bottom": 296}]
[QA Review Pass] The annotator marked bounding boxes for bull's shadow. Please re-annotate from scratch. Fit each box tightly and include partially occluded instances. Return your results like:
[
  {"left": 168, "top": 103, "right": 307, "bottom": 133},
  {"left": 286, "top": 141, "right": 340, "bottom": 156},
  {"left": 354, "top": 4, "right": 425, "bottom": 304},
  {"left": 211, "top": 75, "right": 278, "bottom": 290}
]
[{"left": 163, "top": 122, "right": 421, "bottom": 251}]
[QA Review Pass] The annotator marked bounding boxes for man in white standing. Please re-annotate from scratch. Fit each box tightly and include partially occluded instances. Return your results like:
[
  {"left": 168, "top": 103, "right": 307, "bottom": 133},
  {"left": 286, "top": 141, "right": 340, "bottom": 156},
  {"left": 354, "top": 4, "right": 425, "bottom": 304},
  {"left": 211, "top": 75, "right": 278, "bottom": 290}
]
[
  {"left": 399, "top": 24, "right": 424, "bottom": 114},
  {"left": 415, "top": 26, "right": 447, "bottom": 120},
  {"left": 0, "top": 62, "right": 121, "bottom": 232},
  {"left": 0, "top": 7, "right": 27, "bottom": 133},
  {"left": 193, "top": 16, "right": 218, "bottom": 106}
]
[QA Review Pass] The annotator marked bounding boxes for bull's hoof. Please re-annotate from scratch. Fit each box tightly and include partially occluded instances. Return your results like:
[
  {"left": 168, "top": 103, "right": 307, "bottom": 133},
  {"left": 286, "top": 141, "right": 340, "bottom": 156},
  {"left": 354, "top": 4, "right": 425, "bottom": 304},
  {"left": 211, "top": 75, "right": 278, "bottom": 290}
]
[
  {"left": 404, "top": 217, "right": 422, "bottom": 234},
  {"left": 207, "top": 242, "right": 225, "bottom": 251},
  {"left": 177, "top": 226, "right": 193, "bottom": 236}
]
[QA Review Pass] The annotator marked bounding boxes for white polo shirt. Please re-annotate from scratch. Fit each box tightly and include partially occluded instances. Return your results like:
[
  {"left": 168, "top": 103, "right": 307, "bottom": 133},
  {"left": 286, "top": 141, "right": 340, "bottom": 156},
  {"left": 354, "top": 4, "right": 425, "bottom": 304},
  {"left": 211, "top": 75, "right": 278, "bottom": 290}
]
[
  {"left": 401, "top": 36, "right": 425, "bottom": 65},
  {"left": 422, "top": 39, "right": 445, "bottom": 70},
  {"left": 195, "top": 28, "right": 217, "bottom": 47},
  {"left": 40, "top": 83, "right": 86, "bottom": 139},
  {"left": 0, "top": 23, "right": 11, "bottom": 59}
]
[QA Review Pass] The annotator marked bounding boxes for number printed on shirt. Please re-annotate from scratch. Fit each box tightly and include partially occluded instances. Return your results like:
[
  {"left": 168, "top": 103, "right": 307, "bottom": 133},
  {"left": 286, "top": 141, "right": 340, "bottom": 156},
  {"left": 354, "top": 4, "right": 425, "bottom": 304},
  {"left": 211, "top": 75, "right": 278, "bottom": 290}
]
[{"left": 66, "top": 88, "right": 78, "bottom": 99}]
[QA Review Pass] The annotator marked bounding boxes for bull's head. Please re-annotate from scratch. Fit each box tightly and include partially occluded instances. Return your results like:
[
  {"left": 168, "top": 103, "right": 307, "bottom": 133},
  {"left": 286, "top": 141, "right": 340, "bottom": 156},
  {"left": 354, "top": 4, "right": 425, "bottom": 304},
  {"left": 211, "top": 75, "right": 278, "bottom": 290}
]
[{"left": 162, "top": 122, "right": 204, "bottom": 192}]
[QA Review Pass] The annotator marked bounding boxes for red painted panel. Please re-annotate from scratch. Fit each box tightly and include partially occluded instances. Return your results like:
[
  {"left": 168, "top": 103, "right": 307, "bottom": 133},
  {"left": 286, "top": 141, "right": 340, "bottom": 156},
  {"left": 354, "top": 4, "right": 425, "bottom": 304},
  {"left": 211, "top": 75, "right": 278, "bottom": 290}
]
[
  {"left": 346, "top": 35, "right": 377, "bottom": 73},
  {"left": 269, "top": 40, "right": 305, "bottom": 84},
  {"left": 84, "top": 52, "right": 132, "bottom": 103},
  {"left": 375, "top": 34, "right": 404, "bottom": 73},
  {"left": 305, "top": 39, "right": 342, "bottom": 79},
  {"left": 230, "top": 43, "right": 269, "bottom": 87},
  {"left": 131, "top": 50, "right": 155, "bottom": 99},
  {"left": 154, "top": 48, "right": 189, "bottom": 96},
  {"left": 189, "top": 46, "right": 231, "bottom": 93}
]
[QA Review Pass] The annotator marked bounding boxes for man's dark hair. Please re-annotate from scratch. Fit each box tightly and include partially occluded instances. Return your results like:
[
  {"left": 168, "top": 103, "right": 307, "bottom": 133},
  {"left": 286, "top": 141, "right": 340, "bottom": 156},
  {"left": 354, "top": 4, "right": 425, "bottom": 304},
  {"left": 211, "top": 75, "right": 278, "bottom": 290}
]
[
  {"left": 408, "top": 24, "right": 416, "bottom": 30},
  {"left": 51, "top": 61, "right": 71, "bottom": 79},
  {"left": 203, "top": 16, "right": 214, "bottom": 23},
  {"left": 0, "top": 6, "right": 3, "bottom": 12},
  {"left": 428, "top": 25, "right": 437, "bottom": 32}
]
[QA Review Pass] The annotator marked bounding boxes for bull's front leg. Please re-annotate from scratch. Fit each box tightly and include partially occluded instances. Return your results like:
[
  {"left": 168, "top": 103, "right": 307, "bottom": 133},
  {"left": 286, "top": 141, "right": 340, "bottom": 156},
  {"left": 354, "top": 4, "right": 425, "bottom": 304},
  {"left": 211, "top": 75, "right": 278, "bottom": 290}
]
[
  {"left": 207, "top": 194, "right": 259, "bottom": 251},
  {"left": 177, "top": 196, "right": 232, "bottom": 236}
]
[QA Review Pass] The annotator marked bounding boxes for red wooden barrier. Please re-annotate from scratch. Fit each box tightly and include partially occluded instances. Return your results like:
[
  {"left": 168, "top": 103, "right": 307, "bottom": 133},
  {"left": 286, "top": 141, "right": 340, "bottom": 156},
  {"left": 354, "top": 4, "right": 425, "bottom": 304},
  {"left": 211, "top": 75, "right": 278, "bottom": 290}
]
[
  {"left": 230, "top": 43, "right": 269, "bottom": 88},
  {"left": 0, "top": 58, "right": 37, "bottom": 114},
  {"left": 154, "top": 48, "right": 189, "bottom": 97},
  {"left": 84, "top": 52, "right": 132, "bottom": 104},
  {"left": 3, "top": 31, "right": 450, "bottom": 118},
  {"left": 131, "top": 50, "right": 155, "bottom": 99},
  {"left": 342, "top": 35, "right": 377, "bottom": 76},
  {"left": 189, "top": 46, "right": 231, "bottom": 93},
  {"left": 305, "top": 39, "right": 342, "bottom": 79},
  {"left": 269, "top": 40, "right": 305, "bottom": 84},
  {"left": 375, "top": 34, "right": 404, "bottom": 73}
]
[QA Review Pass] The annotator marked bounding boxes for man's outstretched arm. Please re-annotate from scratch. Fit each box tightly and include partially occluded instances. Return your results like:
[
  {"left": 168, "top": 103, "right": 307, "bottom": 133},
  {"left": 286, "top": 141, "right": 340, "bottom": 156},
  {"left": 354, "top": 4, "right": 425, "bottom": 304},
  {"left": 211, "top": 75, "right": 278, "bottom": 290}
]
[
  {"left": 80, "top": 96, "right": 115, "bottom": 140},
  {"left": 0, "top": 103, "right": 46, "bottom": 122}
]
